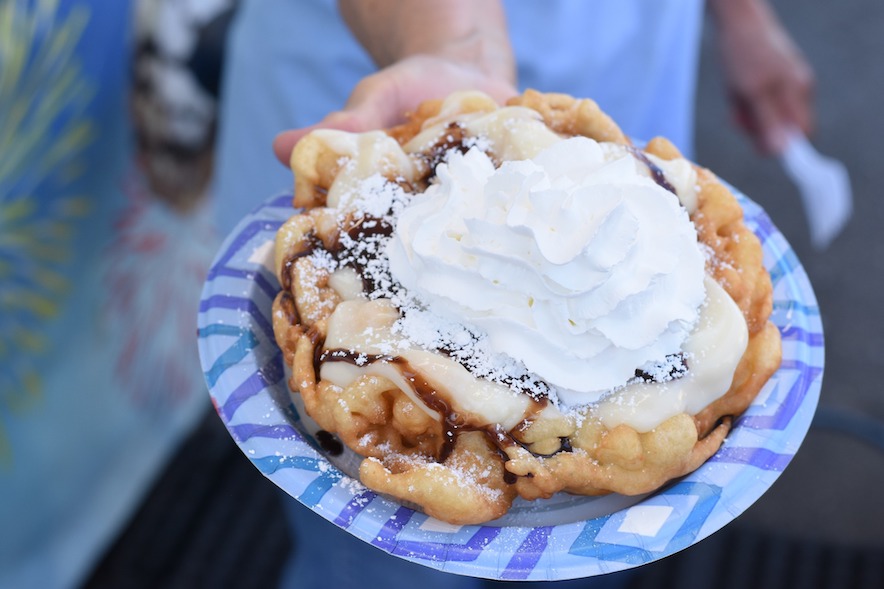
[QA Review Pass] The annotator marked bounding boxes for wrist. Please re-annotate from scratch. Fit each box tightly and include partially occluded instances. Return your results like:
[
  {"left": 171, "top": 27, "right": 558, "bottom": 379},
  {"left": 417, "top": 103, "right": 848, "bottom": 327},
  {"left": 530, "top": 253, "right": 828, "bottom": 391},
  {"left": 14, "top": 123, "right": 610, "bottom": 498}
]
[
  {"left": 340, "top": 0, "right": 515, "bottom": 85},
  {"left": 708, "top": 0, "right": 771, "bottom": 29},
  {"left": 409, "top": 29, "right": 515, "bottom": 85}
]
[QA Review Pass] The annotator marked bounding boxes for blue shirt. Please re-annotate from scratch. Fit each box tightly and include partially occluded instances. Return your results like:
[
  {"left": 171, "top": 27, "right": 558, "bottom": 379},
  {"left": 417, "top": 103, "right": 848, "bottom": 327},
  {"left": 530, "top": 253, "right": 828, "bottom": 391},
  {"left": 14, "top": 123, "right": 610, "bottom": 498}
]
[{"left": 213, "top": 0, "right": 704, "bottom": 233}]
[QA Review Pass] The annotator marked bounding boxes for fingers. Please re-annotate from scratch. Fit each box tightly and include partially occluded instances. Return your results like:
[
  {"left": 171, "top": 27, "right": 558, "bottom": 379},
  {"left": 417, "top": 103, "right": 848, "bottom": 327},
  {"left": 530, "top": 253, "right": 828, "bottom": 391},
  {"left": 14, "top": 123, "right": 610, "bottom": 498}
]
[
  {"left": 272, "top": 61, "right": 432, "bottom": 166},
  {"left": 755, "top": 89, "right": 789, "bottom": 154},
  {"left": 731, "top": 84, "right": 788, "bottom": 154},
  {"left": 343, "top": 56, "right": 516, "bottom": 128},
  {"left": 781, "top": 60, "right": 815, "bottom": 136},
  {"left": 271, "top": 71, "right": 416, "bottom": 166},
  {"left": 729, "top": 62, "right": 814, "bottom": 155},
  {"left": 272, "top": 55, "right": 519, "bottom": 166},
  {"left": 712, "top": 0, "right": 816, "bottom": 155},
  {"left": 272, "top": 111, "right": 365, "bottom": 165},
  {"left": 272, "top": 129, "right": 308, "bottom": 165},
  {"left": 271, "top": 88, "right": 404, "bottom": 166}
]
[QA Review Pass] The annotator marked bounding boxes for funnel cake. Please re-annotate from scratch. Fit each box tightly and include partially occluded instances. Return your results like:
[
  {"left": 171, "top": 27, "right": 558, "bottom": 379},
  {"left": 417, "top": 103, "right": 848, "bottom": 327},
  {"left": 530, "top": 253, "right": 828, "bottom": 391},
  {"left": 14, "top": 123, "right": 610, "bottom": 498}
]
[{"left": 271, "top": 90, "right": 782, "bottom": 525}]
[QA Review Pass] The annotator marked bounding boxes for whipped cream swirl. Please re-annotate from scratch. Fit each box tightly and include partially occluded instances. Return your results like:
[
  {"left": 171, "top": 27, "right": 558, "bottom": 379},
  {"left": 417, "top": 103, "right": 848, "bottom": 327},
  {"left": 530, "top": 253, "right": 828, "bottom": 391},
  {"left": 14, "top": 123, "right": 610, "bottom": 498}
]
[{"left": 386, "top": 136, "right": 706, "bottom": 402}]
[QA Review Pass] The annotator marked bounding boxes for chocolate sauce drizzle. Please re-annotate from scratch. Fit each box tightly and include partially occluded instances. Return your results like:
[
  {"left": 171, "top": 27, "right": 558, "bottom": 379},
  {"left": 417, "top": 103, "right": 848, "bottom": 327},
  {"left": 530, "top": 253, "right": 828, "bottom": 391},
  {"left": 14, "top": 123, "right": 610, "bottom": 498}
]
[
  {"left": 278, "top": 292, "right": 299, "bottom": 325},
  {"left": 423, "top": 122, "right": 469, "bottom": 180},
  {"left": 342, "top": 215, "right": 396, "bottom": 294},
  {"left": 320, "top": 348, "right": 566, "bottom": 472},
  {"left": 345, "top": 215, "right": 395, "bottom": 242},
  {"left": 280, "top": 230, "right": 322, "bottom": 291},
  {"left": 633, "top": 353, "right": 689, "bottom": 383},
  {"left": 627, "top": 146, "right": 678, "bottom": 195},
  {"left": 315, "top": 430, "right": 344, "bottom": 456}
]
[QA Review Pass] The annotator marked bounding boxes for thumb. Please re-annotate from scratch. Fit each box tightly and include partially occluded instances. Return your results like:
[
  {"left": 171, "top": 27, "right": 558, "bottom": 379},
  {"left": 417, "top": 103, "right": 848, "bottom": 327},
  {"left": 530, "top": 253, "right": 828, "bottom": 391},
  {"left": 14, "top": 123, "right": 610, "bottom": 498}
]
[{"left": 272, "top": 111, "right": 367, "bottom": 165}]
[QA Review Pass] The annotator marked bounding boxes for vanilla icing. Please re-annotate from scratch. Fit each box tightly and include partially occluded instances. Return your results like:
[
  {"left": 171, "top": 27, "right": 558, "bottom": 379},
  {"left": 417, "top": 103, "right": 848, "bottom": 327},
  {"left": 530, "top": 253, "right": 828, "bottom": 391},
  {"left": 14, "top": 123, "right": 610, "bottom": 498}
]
[
  {"left": 592, "top": 276, "right": 748, "bottom": 430},
  {"left": 320, "top": 280, "right": 747, "bottom": 434}
]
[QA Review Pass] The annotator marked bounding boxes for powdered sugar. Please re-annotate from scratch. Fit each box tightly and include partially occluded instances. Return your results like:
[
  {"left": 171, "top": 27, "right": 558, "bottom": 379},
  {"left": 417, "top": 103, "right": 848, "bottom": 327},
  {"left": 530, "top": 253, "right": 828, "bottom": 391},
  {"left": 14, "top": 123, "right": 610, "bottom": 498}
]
[
  {"left": 306, "top": 246, "right": 337, "bottom": 274},
  {"left": 369, "top": 443, "right": 504, "bottom": 501},
  {"left": 392, "top": 307, "right": 553, "bottom": 399},
  {"left": 328, "top": 173, "right": 558, "bottom": 402}
]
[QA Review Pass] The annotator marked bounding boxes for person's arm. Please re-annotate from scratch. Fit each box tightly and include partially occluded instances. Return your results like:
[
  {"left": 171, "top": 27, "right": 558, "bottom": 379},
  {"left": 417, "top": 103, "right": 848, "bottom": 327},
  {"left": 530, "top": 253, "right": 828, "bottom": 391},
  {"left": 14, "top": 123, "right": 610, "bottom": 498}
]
[
  {"left": 273, "top": 0, "right": 516, "bottom": 163},
  {"left": 339, "top": 0, "right": 514, "bottom": 79},
  {"left": 708, "top": 0, "right": 815, "bottom": 153}
]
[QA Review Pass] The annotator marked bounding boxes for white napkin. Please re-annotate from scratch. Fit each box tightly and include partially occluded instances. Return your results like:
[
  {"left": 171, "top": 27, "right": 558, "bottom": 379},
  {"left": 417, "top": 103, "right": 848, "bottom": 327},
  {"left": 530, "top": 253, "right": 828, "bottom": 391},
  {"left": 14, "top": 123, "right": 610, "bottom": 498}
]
[{"left": 779, "top": 131, "right": 853, "bottom": 250}]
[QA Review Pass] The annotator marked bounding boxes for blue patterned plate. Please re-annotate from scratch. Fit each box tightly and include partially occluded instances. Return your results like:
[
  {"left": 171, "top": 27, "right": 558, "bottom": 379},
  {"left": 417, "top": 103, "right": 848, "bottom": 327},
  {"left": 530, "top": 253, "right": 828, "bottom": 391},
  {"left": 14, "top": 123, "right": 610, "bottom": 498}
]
[{"left": 197, "top": 191, "right": 822, "bottom": 581}]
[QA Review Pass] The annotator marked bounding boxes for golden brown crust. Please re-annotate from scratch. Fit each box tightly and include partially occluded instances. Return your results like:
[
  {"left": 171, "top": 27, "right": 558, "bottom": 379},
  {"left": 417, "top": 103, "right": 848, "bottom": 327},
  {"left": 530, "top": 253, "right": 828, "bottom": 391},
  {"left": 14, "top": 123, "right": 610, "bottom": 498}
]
[
  {"left": 271, "top": 90, "right": 782, "bottom": 524},
  {"left": 360, "top": 431, "right": 518, "bottom": 524},
  {"left": 693, "top": 320, "right": 782, "bottom": 437},
  {"left": 506, "top": 89, "right": 630, "bottom": 145},
  {"left": 387, "top": 99, "right": 444, "bottom": 144}
]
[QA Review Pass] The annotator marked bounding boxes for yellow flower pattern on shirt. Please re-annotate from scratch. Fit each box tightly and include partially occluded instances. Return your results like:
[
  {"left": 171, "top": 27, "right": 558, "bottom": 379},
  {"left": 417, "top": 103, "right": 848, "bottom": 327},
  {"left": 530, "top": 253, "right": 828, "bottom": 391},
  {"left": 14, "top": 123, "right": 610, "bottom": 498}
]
[{"left": 0, "top": 0, "right": 93, "bottom": 463}]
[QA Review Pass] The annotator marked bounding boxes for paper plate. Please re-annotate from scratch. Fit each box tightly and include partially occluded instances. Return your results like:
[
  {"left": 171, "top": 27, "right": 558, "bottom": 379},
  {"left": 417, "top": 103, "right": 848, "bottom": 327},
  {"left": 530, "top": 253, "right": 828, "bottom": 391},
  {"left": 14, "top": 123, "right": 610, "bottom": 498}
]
[{"left": 197, "top": 191, "right": 823, "bottom": 581}]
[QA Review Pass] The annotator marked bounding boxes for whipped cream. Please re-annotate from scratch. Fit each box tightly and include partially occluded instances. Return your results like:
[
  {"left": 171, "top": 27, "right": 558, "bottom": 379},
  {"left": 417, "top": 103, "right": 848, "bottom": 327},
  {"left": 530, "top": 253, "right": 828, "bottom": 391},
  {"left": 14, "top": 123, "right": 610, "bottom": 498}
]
[
  {"left": 386, "top": 136, "right": 707, "bottom": 402},
  {"left": 320, "top": 277, "right": 747, "bottom": 434},
  {"left": 593, "top": 276, "right": 749, "bottom": 429}
]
